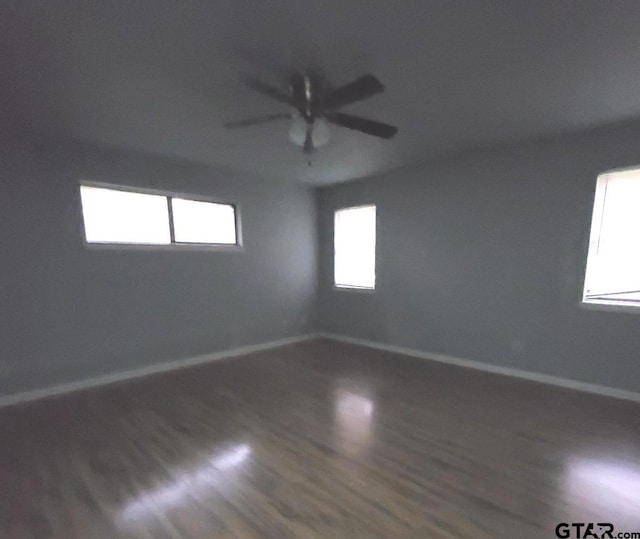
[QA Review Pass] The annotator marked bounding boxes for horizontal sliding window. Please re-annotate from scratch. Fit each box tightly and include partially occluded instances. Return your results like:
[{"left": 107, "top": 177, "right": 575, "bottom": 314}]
[{"left": 80, "top": 184, "right": 238, "bottom": 247}]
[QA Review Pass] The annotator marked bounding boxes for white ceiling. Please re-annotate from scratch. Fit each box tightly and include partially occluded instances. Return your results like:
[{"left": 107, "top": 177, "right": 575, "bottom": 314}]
[{"left": 2, "top": 1, "right": 640, "bottom": 185}]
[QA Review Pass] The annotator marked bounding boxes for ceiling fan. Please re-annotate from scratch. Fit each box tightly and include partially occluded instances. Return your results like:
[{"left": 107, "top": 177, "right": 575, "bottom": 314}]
[{"left": 224, "top": 72, "right": 398, "bottom": 154}]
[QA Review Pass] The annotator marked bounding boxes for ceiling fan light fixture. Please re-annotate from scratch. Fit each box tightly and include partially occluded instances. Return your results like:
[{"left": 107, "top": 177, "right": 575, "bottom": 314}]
[
  {"left": 288, "top": 115, "right": 307, "bottom": 147},
  {"left": 226, "top": 72, "right": 397, "bottom": 154},
  {"left": 288, "top": 116, "right": 331, "bottom": 149},
  {"left": 312, "top": 119, "right": 331, "bottom": 148}
]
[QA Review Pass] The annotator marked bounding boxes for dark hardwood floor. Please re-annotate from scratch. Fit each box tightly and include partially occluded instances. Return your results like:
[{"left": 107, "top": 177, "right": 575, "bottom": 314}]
[{"left": 1, "top": 338, "right": 639, "bottom": 538}]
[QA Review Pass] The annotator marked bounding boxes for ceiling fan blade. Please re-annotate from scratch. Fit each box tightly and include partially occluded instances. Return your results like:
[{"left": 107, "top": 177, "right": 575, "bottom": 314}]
[
  {"left": 323, "top": 74, "right": 384, "bottom": 110},
  {"left": 224, "top": 112, "right": 290, "bottom": 129},
  {"left": 244, "top": 77, "right": 293, "bottom": 105},
  {"left": 326, "top": 112, "right": 398, "bottom": 139}
]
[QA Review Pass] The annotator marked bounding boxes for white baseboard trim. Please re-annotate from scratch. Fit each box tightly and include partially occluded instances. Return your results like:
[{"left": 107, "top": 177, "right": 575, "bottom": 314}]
[
  {"left": 318, "top": 332, "right": 640, "bottom": 404},
  {"left": 0, "top": 333, "right": 320, "bottom": 409}
]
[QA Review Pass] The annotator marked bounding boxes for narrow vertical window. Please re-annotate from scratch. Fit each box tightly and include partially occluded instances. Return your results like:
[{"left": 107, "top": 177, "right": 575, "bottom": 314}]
[
  {"left": 334, "top": 205, "right": 376, "bottom": 289},
  {"left": 583, "top": 168, "right": 640, "bottom": 307}
]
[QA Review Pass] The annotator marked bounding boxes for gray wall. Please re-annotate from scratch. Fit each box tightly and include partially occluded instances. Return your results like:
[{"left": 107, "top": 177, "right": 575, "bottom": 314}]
[
  {"left": 4, "top": 119, "right": 640, "bottom": 398},
  {"left": 318, "top": 121, "right": 640, "bottom": 393},
  {"left": 0, "top": 135, "right": 317, "bottom": 396}
]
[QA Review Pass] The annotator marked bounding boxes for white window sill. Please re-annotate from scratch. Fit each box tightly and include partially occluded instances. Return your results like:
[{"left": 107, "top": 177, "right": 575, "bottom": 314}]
[
  {"left": 83, "top": 242, "right": 243, "bottom": 252},
  {"left": 333, "top": 285, "right": 375, "bottom": 293},
  {"left": 581, "top": 299, "right": 640, "bottom": 314}
]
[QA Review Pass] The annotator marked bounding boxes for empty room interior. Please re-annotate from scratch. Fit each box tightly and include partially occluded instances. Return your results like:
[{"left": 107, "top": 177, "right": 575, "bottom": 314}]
[{"left": 2, "top": 2, "right": 640, "bottom": 538}]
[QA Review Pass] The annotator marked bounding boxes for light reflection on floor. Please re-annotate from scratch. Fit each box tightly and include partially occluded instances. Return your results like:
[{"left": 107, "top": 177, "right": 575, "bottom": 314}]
[
  {"left": 118, "top": 443, "right": 251, "bottom": 524},
  {"left": 333, "top": 381, "right": 375, "bottom": 456},
  {"left": 564, "top": 455, "right": 640, "bottom": 528}
]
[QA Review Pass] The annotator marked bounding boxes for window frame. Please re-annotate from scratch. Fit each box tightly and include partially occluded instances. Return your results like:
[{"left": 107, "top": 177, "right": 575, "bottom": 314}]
[
  {"left": 333, "top": 203, "right": 377, "bottom": 292},
  {"left": 79, "top": 181, "right": 243, "bottom": 251},
  {"left": 580, "top": 166, "right": 640, "bottom": 314}
]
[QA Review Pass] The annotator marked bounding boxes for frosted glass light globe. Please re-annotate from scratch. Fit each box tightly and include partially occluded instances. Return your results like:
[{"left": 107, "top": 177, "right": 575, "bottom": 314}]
[{"left": 288, "top": 116, "right": 331, "bottom": 148}]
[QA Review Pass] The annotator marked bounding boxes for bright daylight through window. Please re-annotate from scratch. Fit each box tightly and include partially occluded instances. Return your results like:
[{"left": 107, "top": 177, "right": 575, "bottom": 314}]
[
  {"left": 334, "top": 205, "right": 376, "bottom": 290},
  {"left": 80, "top": 186, "right": 171, "bottom": 245},
  {"left": 171, "top": 198, "right": 236, "bottom": 245},
  {"left": 80, "top": 185, "right": 237, "bottom": 246},
  {"left": 583, "top": 168, "right": 640, "bottom": 308}
]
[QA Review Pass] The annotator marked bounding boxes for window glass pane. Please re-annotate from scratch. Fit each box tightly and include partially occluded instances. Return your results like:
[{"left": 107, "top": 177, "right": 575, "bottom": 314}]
[
  {"left": 171, "top": 198, "right": 237, "bottom": 245},
  {"left": 596, "top": 170, "right": 640, "bottom": 255},
  {"left": 80, "top": 186, "right": 170, "bottom": 244},
  {"left": 584, "top": 169, "right": 640, "bottom": 302},
  {"left": 334, "top": 205, "right": 376, "bottom": 289}
]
